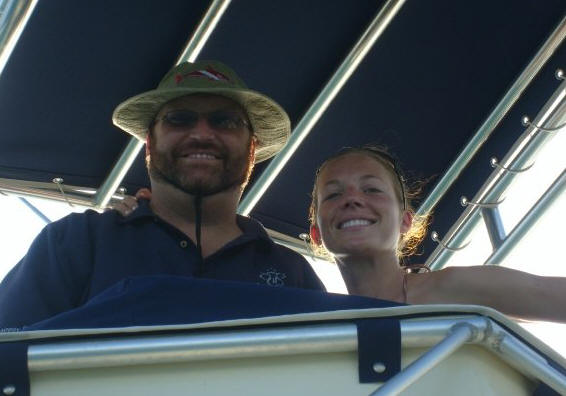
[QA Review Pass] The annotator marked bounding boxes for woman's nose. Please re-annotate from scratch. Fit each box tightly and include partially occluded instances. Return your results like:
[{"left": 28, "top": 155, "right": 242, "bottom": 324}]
[{"left": 342, "top": 189, "right": 364, "bottom": 207}]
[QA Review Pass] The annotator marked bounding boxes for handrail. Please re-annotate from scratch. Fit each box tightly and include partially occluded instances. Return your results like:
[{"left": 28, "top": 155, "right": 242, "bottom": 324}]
[{"left": 25, "top": 316, "right": 566, "bottom": 395}]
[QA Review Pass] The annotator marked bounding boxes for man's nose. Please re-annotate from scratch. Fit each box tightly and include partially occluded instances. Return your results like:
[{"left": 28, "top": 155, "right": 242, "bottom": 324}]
[{"left": 188, "top": 117, "right": 216, "bottom": 140}]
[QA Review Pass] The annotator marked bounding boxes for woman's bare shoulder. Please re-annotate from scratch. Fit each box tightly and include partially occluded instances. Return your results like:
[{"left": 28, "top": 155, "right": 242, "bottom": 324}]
[{"left": 406, "top": 266, "right": 474, "bottom": 304}]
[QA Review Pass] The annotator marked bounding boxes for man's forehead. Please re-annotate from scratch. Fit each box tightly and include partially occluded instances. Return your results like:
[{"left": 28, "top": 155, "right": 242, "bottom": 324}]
[{"left": 159, "top": 93, "right": 245, "bottom": 113}]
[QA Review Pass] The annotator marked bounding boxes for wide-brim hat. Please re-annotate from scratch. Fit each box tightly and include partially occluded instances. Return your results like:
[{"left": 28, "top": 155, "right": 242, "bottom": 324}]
[{"left": 112, "top": 60, "right": 291, "bottom": 163}]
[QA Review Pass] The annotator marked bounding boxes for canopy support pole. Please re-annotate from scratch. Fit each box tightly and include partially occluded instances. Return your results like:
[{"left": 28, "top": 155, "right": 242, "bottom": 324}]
[
  {"left": 485, "top": 169, "right": 566, "bottom": 265},
  {"left": 238, "top": 0, "right": 407, "bottom": 216},
  {"left": 428, "top": 78, "right": 566, "bottom": 269},
  {"left": 417, "top": 15, "right": 566, "bottom": 218},
  {"left": 0, "top": 0, "right": 38, "bottom": 78},
  {"left": 481, "top": 207, "right": 506, "bottom": 250}
]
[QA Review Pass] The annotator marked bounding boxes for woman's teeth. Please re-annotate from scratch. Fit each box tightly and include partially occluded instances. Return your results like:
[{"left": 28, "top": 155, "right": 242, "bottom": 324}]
[{"left": 339, "top": 219, "right": 373, "bottom": 229}]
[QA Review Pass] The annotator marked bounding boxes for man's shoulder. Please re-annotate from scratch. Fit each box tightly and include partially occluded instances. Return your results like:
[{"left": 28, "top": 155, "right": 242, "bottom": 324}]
[
  {"left": 238, "top": 216, "right": 308, "bottom": 260},
  {"left": 43, "top": 208, "right": 123, "bottom": 235},
  {"left": 271, "top": 241, "right": 309, "bottom": 264},
  {"left": 52, "top": 208, "right": 117, "bottom": 225},
  {"left": 237, "top": 215, "right": 272, "bottom": 241}
]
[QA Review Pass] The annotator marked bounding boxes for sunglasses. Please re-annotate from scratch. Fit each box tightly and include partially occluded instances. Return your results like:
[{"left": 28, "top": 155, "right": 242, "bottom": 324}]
[{"left": 155, "top": 109, "right": 250, "bottom": 131}]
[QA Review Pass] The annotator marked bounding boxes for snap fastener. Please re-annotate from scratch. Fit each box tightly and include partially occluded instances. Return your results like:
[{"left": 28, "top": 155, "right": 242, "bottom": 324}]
[
  {"left": 3, "top": 385, "right": 16, "bottom": 395},
  {"left": 372, "top": 362, "right": 386, "bottom": 373},
  {"left": 180, "top": 240, "right": 188, "bottom": 248}
]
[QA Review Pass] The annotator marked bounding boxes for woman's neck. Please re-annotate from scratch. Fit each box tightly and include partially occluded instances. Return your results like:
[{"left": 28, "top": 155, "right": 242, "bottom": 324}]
[{"left": 336, "top": 250, "right": 406, "bottom": 303}]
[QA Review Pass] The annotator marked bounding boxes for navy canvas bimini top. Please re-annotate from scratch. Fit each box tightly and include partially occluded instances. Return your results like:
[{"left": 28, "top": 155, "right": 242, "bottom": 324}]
[{"left": 0, "top": 200, "right": 325, "bottom": 329}]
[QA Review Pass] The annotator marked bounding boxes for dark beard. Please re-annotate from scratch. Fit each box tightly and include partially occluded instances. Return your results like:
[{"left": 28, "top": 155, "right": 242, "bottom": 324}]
[{"left": 148, "top": 139, "right": 254, "bottom": 196}]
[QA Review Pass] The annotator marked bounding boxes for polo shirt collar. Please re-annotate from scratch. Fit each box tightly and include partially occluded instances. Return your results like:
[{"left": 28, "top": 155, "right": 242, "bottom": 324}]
[
  {"left": 118, "top": 199, "right": 273, "bottom": 245},
  {"left": 117, "top": 199, "right": 155, "bottom": 224}
]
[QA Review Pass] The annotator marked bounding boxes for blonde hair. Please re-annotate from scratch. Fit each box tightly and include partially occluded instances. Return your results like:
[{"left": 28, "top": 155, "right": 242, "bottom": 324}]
[{"left": 308, "top": 145, "right": 430, "bottom": 261}]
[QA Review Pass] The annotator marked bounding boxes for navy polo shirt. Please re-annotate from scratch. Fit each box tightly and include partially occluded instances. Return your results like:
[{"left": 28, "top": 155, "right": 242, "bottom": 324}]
[{"left": 0, "top": 201, "right": 325, "bottom": 329}]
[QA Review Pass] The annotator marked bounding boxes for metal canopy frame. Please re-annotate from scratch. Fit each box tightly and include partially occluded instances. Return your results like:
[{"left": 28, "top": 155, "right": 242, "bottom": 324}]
[
  {"left": 416, "top": 14, "right": 566, "bottom": 217},
  {"left": 0, "top": 0, "right": 37, "bottom": 78},
  {"left": 427, "top": 76, "right": 566, "bottom": 269},
  {"left": 0, "top": 0, "right": 407, "bottom": 255},
  {"left": 1, "top": 4, "right": 566, "bottom": 394},
  {"left": 98, "top": 0, "right": 409, "bottom": 215},
  {"left": 0, "top": 0, "right": 564, "bottom": 264},
  {"left": 24, "top": 315, "right": 566, "bottom": 395},
  {"left": 485, "top": 168, "right": 566, "bottom": 265},
  {"left": 238, "top": 0, "right": 407, "bottom": 215}
]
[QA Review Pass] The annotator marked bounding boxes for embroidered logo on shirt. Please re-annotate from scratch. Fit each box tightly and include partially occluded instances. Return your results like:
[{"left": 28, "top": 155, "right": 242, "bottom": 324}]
[{"left": 259, "top": 268, "right": 287, "bottom": 287}]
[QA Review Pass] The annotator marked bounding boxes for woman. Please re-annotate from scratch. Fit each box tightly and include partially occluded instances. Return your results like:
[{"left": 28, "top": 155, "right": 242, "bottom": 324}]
[
  {"left": 117, "top": 145, "right": 566, "bottom": 322},
  {"left": 308, "top": 145, "right": 566, "bottom": 322}
]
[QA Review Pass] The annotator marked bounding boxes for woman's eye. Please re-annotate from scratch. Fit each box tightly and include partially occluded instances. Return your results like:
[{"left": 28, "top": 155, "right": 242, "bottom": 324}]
[{"left": 364, "top": 187, "right": 381, "bottom": 193}]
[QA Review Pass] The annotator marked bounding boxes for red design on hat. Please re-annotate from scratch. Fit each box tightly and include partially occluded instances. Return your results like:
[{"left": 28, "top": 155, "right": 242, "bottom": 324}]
[{"left": 176, "top": 66, "right": 231, "bottom": 84}]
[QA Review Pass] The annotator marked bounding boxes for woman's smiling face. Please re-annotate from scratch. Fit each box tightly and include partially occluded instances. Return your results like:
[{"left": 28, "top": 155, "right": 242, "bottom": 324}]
[{"left": 314, "top": 153, "right": 411, "bottom": 258}]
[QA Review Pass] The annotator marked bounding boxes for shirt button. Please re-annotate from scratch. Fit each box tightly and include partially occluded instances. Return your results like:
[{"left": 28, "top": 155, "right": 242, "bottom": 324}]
[{"left": 180, "top": 240, "right": 188, "bottom": 248}]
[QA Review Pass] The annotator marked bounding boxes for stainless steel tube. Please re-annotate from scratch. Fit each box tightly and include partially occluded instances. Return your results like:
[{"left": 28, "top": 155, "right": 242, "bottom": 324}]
[
  {"left": 485, "top": 169, "right": 566, "bottom": 265},
  {"left": 497, "top": 332, "right": 566, "bottom": 395},
  {"left": 238, "top": 0, "right": 407, "bottom": 216},
  {"left": 417, "top": 15, "right": 566, "bottom": 218},
  {"left": 428, "top": 79, "right": 566, "bottom": 269},
  {"left": 24, "top": 316, "right": 566, "bottom": 393},
  {"left": 371, "top": 324, "right": 475, "bottom": 395},
  {"left": 28, "top": 323, "right": 358, "bottom": 371},
  {"left": 481, "top": 207, "right": 507, "bottom": 250},
  {"left": 92, "top": 138, "right": 144, "bottom": 209},
  {"left": 0, "top": 0, "right": 38, "bottom": 78}
]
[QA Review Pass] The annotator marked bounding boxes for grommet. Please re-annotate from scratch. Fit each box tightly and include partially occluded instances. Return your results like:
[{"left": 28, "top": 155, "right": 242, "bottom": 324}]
[
  {"left": 2, "top": 385, "right": 15, "bottom": 395},
  {"left": 180, "top": 240, "right": 188, "bottom": 248},
  {"left": 372, "top": 362, "right": 386, "bottom": 373}
]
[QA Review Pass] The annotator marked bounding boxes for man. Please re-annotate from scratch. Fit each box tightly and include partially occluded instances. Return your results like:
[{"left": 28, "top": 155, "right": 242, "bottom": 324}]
[{"left": 0, "top": 60, "right": 325, "bottom": 329}]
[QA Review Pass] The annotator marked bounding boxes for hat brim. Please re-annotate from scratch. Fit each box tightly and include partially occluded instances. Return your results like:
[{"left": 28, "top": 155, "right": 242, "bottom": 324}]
[{"left": 112, "top": 87, "right": 291, "bottom": 163}]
